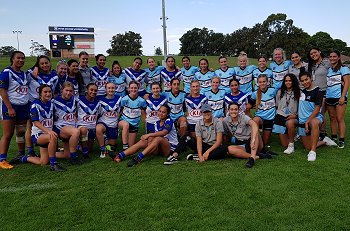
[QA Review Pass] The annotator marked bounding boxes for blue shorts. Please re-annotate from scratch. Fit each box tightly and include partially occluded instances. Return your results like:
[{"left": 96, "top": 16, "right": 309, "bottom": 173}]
[
  {"left": 31, "top": 133, "right": 48, "bottom": 148},
  {"left": 146, "top": 122, "right": 155, "bottom": 134},
  {"left": 1, "top": 103, "right": 30, "bottom": 121},
  {"left": 97, "top": 122, "right": 117, "bottom": 139}
]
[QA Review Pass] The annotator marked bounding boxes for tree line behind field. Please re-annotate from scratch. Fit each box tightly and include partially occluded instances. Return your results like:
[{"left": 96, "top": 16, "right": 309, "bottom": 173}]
[{"left": 107, "top": 13, "right": 350, "bottom": 59}]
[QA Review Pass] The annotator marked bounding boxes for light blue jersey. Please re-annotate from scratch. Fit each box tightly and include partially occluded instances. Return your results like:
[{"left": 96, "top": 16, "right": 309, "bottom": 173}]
[
  {"left": 194, "top": 70, "right": 215, "bottom": 94},
  {"left": 233, "top": 65, "right": 257, "bottom": 95},
  {"left": 252, "top": 67, "right": 273, "bottom": 90},
  {"left": 326, "top": 66, "right": 350, "bottom": 99},
  {"left": 120, "top": 95, "right": 146, "bottom": 127},
  {"left": 161, "top": 68, "right": 182, "bottom": 91},
  {"left": 108, "top": 72, "right": 127, "bottom": 97},
  {"left": 162, "top": 90, "right": 186, "bottom": 121},
  {"left": 214, "top": 67, "right": 236, "bottom": 93},
  {"left": 205, "top": 89, "right": 226, "bottom": 118},
  {"left": 250, "top": 87, "right": 277, "bottom": 120},
  {"left": 144, "top": 66, "right": 163, "bottom": 93},
  {"left": 90, "top": 66, "right": 110, "bottom": 96},
  {"left": 180, "top": 66, "right": 200, "bottom": 93},
  {"left": 270, "top": 60, "right": 292, "bottom": 90}
]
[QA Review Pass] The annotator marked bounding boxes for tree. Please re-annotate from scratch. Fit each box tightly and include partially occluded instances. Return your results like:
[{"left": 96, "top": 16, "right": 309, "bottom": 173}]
[
  {"left": 107, "top": 31, "right": 142, "bottom": 56},
  {"left": 30, "top": 41, "right": 50, "bottom": 56},
  {"left": 308, "top": 32, "right": 334, "bottom": 56},
  {"left": 155, "top": 47, "right": 162, "bottom": 56},
  {"left": 0, "top": 46, "right": 16, "bottom": 56}
]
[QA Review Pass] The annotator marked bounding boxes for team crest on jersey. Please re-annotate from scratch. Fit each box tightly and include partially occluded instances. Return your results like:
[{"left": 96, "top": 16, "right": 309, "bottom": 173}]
[
  {"left": 15, "top": 86, "right": 28, "bottom": 95},
  {"left": 83, "top": 115, "right": 97, "bottom": 123},
  {"left": 208, "top": 95, "right": 212, "bottom": 99}
]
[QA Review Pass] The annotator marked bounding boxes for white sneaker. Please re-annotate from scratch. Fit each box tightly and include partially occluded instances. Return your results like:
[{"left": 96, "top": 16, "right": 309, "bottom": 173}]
[
  {"left": 323, "top": 136, "right": 338, "bottom": 146},
  {"left": 283, "top": 143, "right": 295, "bottom": 154},
  {"left": 307, "top": 151, "right": 316, "bottom": 161},
  {"left": 186, "top": 154, "right": 199, "bottom": 161},
  {"left": 100, "top": 152, "right": 106, "bottom": 158}
]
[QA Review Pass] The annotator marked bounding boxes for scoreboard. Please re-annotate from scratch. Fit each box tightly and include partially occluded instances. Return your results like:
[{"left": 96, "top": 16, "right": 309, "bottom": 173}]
[{"left": 49, "top": 34, "right": 74, "bottom": 49}]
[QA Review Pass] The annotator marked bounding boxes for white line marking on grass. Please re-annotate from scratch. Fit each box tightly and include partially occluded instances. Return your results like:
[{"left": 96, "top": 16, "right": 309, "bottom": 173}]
[{"left": 0, "top": 183, "right": 57, "bottom": 193}]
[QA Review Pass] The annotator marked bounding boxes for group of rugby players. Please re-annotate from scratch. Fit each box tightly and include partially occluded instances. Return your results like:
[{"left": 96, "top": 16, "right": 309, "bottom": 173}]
[{"left": 0, "top": 47, "right": 348, "bottom": 171}]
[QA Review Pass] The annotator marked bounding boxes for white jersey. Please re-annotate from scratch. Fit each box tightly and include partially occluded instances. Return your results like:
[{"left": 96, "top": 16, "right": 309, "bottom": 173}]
[
  {"left": 77, "top": 96, "right": 100, "bottom": 129},
  {"left": 30, "top": 99, "right": 54, "bottom": 136},
  {"left": 98, "top": 96, "right": 121, "bottom": 128},
  {"left": 185, "top": 94, "right": 208, "bottom": 125},
  {"left": 0, "top": 67, "right": 30, "bottom": 105},
  {"left": 154, "top": 118, "right": 178, "bottom": 151},
  {"left": 90, "top": 66, "right": 110, "bottom": 96},
  {"left": 28, "top": 71, "right": 59, "bottom": 102},
  {"left": 145, "top": 95, "right": 167, "bottom": 124},
  {"left": 53, "top": 95, "right": 77, "bottom": 129}
]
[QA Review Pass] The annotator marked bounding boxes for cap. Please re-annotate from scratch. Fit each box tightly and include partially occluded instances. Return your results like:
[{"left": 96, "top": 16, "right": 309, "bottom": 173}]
[{"left": 201, "top": 104, "right": 212, "bottom": 113}]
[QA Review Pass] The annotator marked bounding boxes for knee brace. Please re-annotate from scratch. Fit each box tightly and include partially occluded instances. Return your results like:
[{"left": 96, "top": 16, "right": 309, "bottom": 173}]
[{"left": 15, "top": 125, "right": 26, "bottom": 143}]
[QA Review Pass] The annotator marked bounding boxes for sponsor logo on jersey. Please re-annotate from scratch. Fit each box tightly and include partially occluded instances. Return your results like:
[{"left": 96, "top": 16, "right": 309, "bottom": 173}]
[
  {"left": 83, "top": 115, "right": 97, "bottom": 123},
  {"left": 189, "top": 109, "right": 202, "bottom": 117},
  {"left": 104, "top": 111, "right": 118, "bottom": 118},
  {"left": 41, "top": 119, "right": 53, "bottom": 128},
  {"left": 63, "top": 113, "right": 75, "bottom": 122},
  {"left": 15, "top": 86, "right": 28, "bottom": 95}
]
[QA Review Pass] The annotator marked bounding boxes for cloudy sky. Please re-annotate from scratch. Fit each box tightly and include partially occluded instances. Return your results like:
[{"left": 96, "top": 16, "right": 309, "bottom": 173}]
[{"left": 1, "top": 0, "right": 349, "bottom": 55}]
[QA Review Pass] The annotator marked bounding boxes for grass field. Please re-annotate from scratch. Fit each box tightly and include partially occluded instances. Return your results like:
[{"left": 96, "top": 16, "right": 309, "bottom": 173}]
[{"left": 1, "top": 56, "right": 350, "bottom": 230}]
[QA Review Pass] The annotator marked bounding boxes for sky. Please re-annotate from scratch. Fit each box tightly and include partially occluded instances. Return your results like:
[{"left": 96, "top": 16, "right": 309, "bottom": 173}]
[{"left": 1, "top": 0, "right": 350, "bottom": 56}]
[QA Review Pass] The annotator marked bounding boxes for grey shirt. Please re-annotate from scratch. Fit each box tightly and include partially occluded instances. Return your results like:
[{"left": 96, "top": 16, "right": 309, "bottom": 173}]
[
  {"left": 195, "top": 117, "right": 224, "bottom": 145},
  {"left": 288, "top": 62, "right": 308, "bottom": 89},
  {"left": 311, "top": 58, "right": 331, "bottom": 91},
  {"left": 78, "top": 65, "right": 93, "bottom": 95},
  {"left": 223, "top": 114, "right": 252, "bottom": 141},
  {"left": 275, "top": 89, "right": 299, "bottom": 117}
]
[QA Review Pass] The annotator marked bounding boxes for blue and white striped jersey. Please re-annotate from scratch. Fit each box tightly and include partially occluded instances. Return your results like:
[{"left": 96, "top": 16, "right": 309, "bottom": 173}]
[
  {"left": 28, "top": 71, "right": 59, "bottom": 102},
  {"left": 270, "top": 60, "right": 292, "bottom": 90},
  {"left": 145, "top": 95, "right": 167, "bottom": 124},
  {"left": 90, "top": 66, "right": 110, "bottom": 96},
  {"left": 233, "top": 65, "right": 257, "bottom": 95},
  {"left": 124, "top": 67, "right": 147, "bottom": 94},
  {"left": 98, "top": 96, "right": 121, "bottom": 128},
  {"left": 185, "top": 94, "right": 208, "bottom": 125},
  {"left": 0, "top": 66, "right": 29, "bottom": 105},
  {"left": 161, "top": 68, "right": 182, "bottom": 91},
  {"left": 214, "top": 67, "right": 236, "bottom": 93},
  {"left": 108, "top": 72, "right": 127, "bottom": 97},
  {"left": 181, "top": 66, "right": 200, "bottom": 93},
  {"left": 30, "top": 99, "right": 54, "bottom": 136},
  {"left": 250, "top": 87, "right": 277, "bottom": 120},
  {"left": 144, "top": 66, "right": 163, "bottom": 93},
  {"left": 120, "top": 94, "right": 146, "bottom": 127},
  {"left": 53, "top": 95, "right": 77, "bottom": 129},
  {"left": 205, "top": 89, "right": 226, "bottom": 118},
  {"left": 77, "top": 96, "right": 100, "bottom": 129},
  {"left": 326, "top": 66, "right": 350, "bottom": 99},
  {"left": 194, "top": 70, "right": 215, "bottom": 94},
  {"left": 162, "top": 90, "right": 186, "bottom": 121}
]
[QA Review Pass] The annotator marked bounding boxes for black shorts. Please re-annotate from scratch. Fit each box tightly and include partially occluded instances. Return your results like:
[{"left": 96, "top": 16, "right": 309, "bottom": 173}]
[
  {"left": 188, "top": 123, "right": 196, "bottom": 133},
  {"left": 201, "top": 142, "right": 228, "bottom": 160},
  {"left": 325, "top": 97, "right": 347, "bottom": 106},
  {"left": 235, "top": 139, "right": 251, "bottom": 153},
  {"left": 262, "top": 119, "right": 274, "bottom": 131},
  {"left": 129, "top": 124, "right": 139, "bottom": 133}
]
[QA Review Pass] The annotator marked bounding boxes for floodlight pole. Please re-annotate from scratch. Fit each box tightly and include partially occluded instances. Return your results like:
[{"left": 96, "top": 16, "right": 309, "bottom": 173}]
[
  {"left": 161, "top": 0, "right": 168, "bottom": 64},
  {"left": 13, "top": 30, "right": 22, "bottom": 50}
]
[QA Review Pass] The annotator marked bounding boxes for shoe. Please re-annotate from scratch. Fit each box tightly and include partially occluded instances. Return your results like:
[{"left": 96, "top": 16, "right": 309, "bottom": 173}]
[
  {"left": 163, "top": 155, "right": 179, "bottom": 165},
  {"left": 50, "top": 164, "right": 66, "bottom": 172},
  {"left": 283, "top": 144, "right": 295, "bottom": 154},
  {"left": 245, "top": 157, "right": 255, "bottom": 168},
  {"left": 257, "top": 151, "right": 272, "bottom": 159},
  {"left": 127, "top": 158, "right": 141, "bottom": 167},
  {"left": 307, "top": 151, "right": 316, "bottom": 161},
  {"left": 323, "top": 136, "right": 338, "bottom": 146},
  {"left": 9, "top": 155, "right": 24, "bottom": 165},
  {"left": 108, "top": 150, "right": 116, "bottom": 159},
  {"left": 0, "top": 161, "right": 14, "bottom": 169},
  {"left": 70, "top": 158, "right": 83, "bottom": 165},
  {"left": 186, "top": 154, "right": 199, "bottom": 161},
  {"left": 265, "top": 150, "right": 278, "bottom": 156},
  {"left": 338, "top": 141, "right": 345, "bottom": 149},
  {"left": 100, "top": 152, "right": 106, "bottom": 158}
]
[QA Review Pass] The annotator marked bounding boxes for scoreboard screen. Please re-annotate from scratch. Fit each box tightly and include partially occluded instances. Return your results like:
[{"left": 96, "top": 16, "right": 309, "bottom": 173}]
[{"left": 49, "top": 34, "right": 74, "bottom": 49}]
